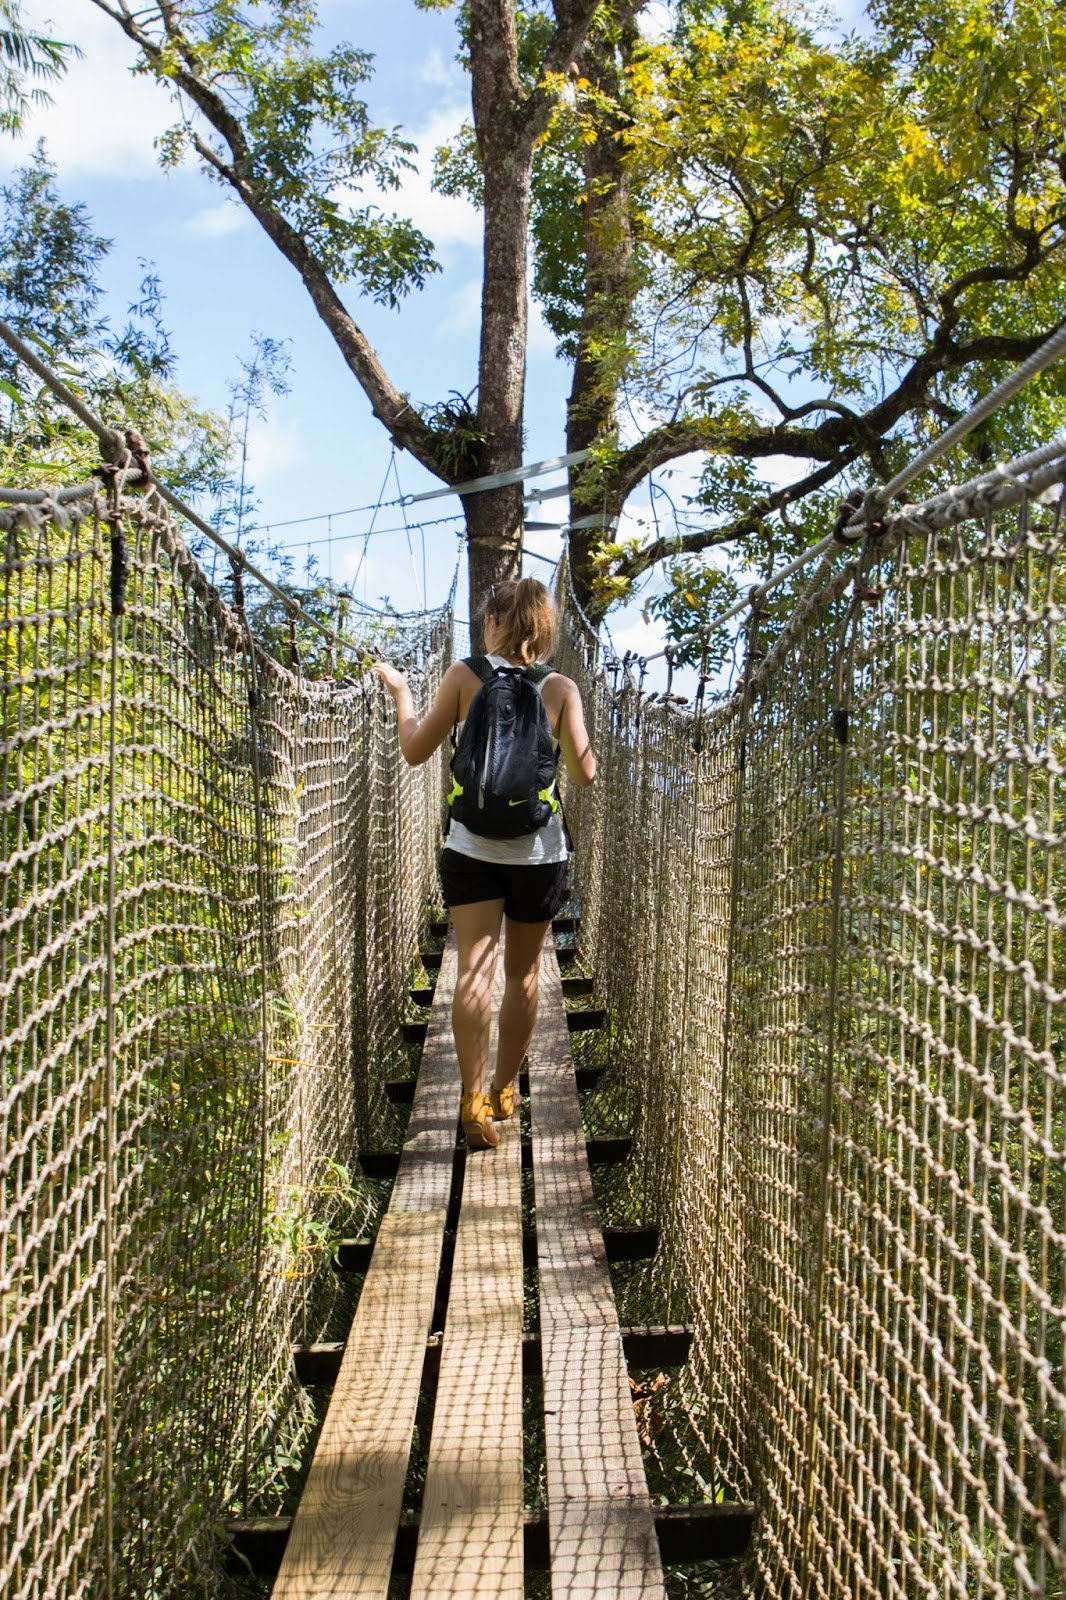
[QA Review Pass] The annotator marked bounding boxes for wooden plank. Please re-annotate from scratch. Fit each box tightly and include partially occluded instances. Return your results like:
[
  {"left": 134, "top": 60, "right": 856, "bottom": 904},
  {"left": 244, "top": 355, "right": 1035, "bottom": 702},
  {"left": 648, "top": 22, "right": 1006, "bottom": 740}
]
[
  {"left": 360, "top": 1134, "right": 630, "bottom": 1179},
  {"left": 269, "top": 1209, "right": 445, "bottom": 1596},
  {"left": 410, "top": 966, "right": 525, "bottom": 1598},
  {"left": 335, "top": 1221, "right": 653, "bottom": 1277},
  {"left": 271, "top": 937, "right": 462, "bottom": 1599},
  {"left": 390, "top": 940, "right": 463, "bottom": 1217},
  {"left": 522, "top": 1136, "right": 629, "bottom": 1171},
  {"left": 527, "top": 941, "right": 667, "bottom": 1600}
]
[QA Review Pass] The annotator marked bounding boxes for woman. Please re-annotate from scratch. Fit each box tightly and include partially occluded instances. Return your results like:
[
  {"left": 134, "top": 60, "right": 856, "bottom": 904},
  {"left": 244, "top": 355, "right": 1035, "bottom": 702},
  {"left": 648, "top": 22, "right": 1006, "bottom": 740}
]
[{"left": 372, "top": 576, "right": 597, "bottom": 1149}]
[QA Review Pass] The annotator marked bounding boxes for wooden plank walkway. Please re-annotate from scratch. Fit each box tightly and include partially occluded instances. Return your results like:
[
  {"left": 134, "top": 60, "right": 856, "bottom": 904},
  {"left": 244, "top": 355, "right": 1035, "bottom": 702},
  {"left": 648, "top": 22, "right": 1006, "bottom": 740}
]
[
  {"left": 410, "top": 969, "right": 525, "bottom": 1599},
  {"left": 270, "top": 936, "right": 460, "bottom": 1599},
  {"left": 267, "top": 921, "right": 674, "bottom": 1597},
  {"left": 527, "top": 940, "right": 667, "bottom": 1599}
]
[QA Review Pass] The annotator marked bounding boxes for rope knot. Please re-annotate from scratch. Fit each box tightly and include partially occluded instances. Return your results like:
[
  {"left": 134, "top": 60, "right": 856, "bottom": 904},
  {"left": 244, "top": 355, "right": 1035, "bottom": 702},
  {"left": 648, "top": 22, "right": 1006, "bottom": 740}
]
[
  {"left": 124, "top": 429, "right": 152, "bottom": 487},
  {"left": 229, "top": 554, "right": 247, "bottom": 613},
  {"left": 830, "top": 490, "right": 865, "bottom": 544},
  {"left": 860, "top": 487, "right": 887, "bottom": 540},
  {"left": 692, "top": 631, "right": 713, "bottom": 753},
  {"left": 96, "top": 426, "right": 129, "bottom": 472}
]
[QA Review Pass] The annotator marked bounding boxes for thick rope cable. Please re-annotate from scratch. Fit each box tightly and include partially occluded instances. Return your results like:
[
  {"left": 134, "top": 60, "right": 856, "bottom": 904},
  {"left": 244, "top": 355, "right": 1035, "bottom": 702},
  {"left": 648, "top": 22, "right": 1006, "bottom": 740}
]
[
  {"left": 0, "top": 320, "right": 125, "bottom": 454},
  {"left": 851, "top": 320, "right": 1066, "bottom": 526},
  {"left": 634, "top": 327, "right": 1066, "bottom": 667},
  {"left": 0, "top": 318, "right": 443, "bottom": 665},
  {"left": 0, "top": 484, "right": 96, "bottom": 506}
]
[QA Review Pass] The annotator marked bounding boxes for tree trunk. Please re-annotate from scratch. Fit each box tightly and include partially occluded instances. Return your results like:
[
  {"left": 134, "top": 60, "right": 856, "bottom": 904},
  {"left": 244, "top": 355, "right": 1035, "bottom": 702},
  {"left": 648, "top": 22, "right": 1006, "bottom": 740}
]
[
  {"left": 464, "top": 146, "right": 531, "bottom": 644},
  {"left": 464, "top": 501, "right": 523, "bottom": 649},
  {"left": 464, "top": 1, "right": 535, "bottom": 638},
  {"left": 566, "top": 10, "right": 640, "bottom": 620}
]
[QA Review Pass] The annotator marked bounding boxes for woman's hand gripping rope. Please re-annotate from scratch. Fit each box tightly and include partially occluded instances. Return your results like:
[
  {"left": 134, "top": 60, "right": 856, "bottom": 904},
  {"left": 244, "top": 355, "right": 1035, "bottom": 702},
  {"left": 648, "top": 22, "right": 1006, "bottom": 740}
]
[{"left": 371, "top": 659, "right": 408, "bottom": 698}]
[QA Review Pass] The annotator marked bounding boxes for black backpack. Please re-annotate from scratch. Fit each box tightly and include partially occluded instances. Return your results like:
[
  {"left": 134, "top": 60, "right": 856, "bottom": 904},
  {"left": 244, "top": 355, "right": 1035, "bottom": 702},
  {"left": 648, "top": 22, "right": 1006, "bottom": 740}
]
[{"left": 447, "top": 656, "right": 560, "bottom": 838}]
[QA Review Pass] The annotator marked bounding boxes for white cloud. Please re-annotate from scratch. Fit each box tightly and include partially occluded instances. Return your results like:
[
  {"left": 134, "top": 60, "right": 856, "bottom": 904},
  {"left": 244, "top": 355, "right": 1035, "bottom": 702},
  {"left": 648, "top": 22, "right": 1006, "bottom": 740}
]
[
  {"left": 351, "top": 104, "right": 482, "bottom": 253},
  {"left": 417, "top": 47, "right": 465, "bottom": 90},
  {"left": 757, "top": 453, "right": 819, "bottom": 491},
  {"left": 606, "top": 611, "right": 668, "bottom": 659},
  {"left": 447, "top": 278, "right": 482, "bottom": 335},
  {"left": 245, "top": 412, "right": 309, "bottom": 487},
  {"left": 172, "top": 202, "right": 251, "bottom": 239},
  {"left": 3, "top": 0, "right": 173, "bottom": 180},
  {"left": 638, "top": 3, "right": 674, "bottom": 42}
]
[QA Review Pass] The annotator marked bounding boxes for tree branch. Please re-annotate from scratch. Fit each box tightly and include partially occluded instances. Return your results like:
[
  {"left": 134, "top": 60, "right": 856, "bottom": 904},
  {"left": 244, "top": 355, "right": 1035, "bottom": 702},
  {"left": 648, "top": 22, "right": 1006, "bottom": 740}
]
[
  {"left": 608, "top": 324, "right": 1064, "bottom": 506},
  {"left": 609, "top": 417, "right": 837, "bottom": 505},
  {"left": 89, "top": 0, "right": 449, "bottom": 480},
  {"left": 612, "top": 454, "right": 859, "bottom": 585},
  {"left": 518, "top": 0, "right": 603, "bottom": 149}
]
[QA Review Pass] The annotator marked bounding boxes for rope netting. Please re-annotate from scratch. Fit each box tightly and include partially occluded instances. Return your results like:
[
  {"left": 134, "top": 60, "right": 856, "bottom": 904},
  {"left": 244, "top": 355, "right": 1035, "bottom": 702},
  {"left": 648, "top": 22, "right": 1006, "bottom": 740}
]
[
  {"left": 4, "top": 412, "right": 1066, "bottom": 1600},
  {"left": 557, "top": 436, "right": 1066, "bottom": 1599},
  {"left": 1, "top": 484, "right": 451, "bottom": 1597}
]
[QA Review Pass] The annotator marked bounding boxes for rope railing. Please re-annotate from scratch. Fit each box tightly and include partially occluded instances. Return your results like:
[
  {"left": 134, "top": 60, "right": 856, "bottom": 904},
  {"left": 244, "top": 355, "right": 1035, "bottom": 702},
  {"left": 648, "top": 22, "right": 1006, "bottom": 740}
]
[
  {"left": 3, "top": 306, "right": 1066, "bottom": 1599},
  {"left": 634, "top": 317, "right": 1066, "bottom": 670},
  {"left": 558, "top": 437, "right": 1066, "bottom": 1600},
  {"left": 0, "top": 479, "right": 452, "bottom": 1596},
  {"left": 0, "top": 317, "right": 441, "bottom": 668}
]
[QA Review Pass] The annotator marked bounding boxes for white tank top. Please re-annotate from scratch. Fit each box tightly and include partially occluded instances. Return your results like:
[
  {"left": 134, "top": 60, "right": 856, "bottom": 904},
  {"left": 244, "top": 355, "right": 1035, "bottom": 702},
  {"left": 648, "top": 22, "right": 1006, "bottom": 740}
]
[{"left": 444, "top": 653, "right": 568, "bottom": 866}]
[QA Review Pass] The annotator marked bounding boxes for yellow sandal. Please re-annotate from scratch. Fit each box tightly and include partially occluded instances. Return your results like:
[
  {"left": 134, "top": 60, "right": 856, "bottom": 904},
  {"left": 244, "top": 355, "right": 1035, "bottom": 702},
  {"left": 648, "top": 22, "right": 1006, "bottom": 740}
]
[
  {"left": 490, "top": 1079, "right": 520, "bottom": 1121},
  {"left": 461, "top": 1091, "right": 500, "bottom": 1150}
]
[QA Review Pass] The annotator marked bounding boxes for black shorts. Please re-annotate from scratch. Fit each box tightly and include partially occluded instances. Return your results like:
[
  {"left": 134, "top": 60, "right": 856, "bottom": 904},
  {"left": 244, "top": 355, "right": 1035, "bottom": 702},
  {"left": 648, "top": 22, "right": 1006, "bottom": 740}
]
[{"left": 439, "top": 848, "right": 569, "bottom": 924}]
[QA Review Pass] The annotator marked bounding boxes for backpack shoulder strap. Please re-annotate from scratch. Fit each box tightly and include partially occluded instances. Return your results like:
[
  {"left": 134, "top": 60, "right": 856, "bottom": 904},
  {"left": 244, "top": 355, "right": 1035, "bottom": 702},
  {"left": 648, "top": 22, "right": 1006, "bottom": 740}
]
[
  {"left": 452, "top": 656, "right": 493, "bottom": 753},
  {"left": 525, "top": 664, "right": 553, "bottom": 685},
  {"left": 464, "top": 654, "right": 494, "bottom": 684}
]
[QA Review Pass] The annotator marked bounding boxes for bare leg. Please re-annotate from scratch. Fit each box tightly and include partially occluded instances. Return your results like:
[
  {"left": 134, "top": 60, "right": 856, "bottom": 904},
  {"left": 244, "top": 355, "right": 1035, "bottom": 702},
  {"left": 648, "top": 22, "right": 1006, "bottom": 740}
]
[
  {"left": 493, "top": 917, "right": 552, "bottom": 1094},
  {"left": 450, "top": 898, "right": 505, "bottom": 1095}
]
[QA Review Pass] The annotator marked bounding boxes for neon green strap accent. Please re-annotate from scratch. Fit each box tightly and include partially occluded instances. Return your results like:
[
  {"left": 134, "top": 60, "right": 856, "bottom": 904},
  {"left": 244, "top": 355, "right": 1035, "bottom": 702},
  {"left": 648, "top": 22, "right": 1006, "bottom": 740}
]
[
  {"left": 537, "top": 781, "right": 560, "bottom": 813},
  {"left": 447, "top": 777, "right": 463, "bottom": 807}
]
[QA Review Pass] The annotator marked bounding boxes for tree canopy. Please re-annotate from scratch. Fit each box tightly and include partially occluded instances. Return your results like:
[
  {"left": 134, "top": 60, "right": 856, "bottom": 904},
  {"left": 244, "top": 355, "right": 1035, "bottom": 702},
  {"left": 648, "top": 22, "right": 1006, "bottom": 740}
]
[
  {"left": 540, "top": 0, "right": 1066, "bottom": 615},
  {"left": 27, "top": 0, "right": 1066, "bottom": 636}
]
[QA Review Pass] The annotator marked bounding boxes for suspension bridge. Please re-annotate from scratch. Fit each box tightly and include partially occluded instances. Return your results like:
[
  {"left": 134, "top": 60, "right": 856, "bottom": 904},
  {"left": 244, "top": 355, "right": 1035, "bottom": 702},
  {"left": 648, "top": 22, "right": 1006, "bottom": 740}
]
[{"left": 2, "top": 321, "right": 1065, "bottom": 1600}]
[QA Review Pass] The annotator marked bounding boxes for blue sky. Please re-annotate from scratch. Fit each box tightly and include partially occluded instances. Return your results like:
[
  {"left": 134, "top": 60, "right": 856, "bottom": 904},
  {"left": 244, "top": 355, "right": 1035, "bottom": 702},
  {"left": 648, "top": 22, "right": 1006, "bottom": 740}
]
[{"left": 5, "top": 0, "right": 868, "bottom": 664}]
